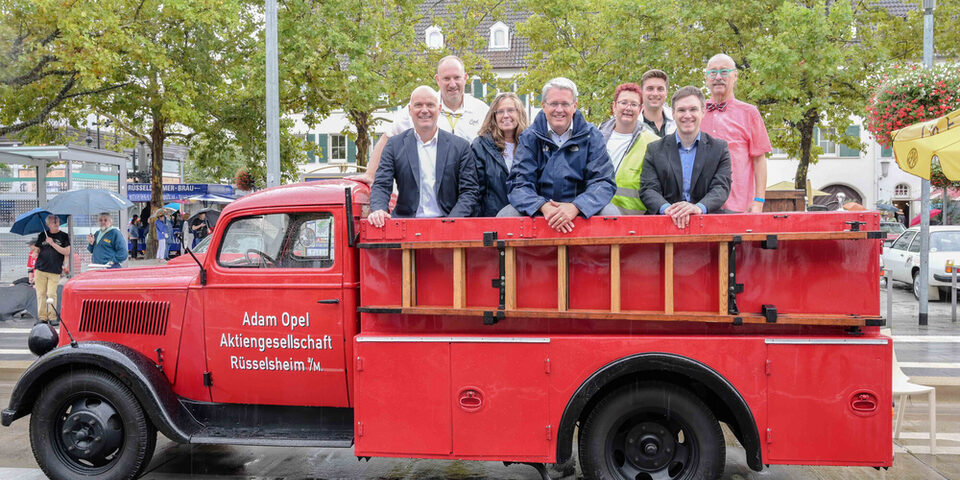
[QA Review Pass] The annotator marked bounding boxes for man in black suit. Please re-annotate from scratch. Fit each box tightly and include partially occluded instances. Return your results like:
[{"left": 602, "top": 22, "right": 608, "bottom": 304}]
[
  {"left": 639, "top": 86, "right": 731, "bottom": 229},
  {"left": 369, "top": 86, "right": 479, "bottom": 227}
]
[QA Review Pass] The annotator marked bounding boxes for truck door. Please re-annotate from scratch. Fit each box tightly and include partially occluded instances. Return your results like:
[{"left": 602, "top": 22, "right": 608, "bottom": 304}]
[{"left": 202, "top": 209, "right": 349, "bottom": 407}]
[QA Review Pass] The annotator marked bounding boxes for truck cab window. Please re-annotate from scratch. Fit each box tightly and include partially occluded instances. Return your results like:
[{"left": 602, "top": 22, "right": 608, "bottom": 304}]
[{"left": 217, "top": 212, "right": 335, "bottom": 269}]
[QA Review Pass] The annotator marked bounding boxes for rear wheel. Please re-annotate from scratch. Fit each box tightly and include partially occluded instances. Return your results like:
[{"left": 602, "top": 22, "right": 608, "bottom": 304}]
[
  {"left": 579, "top": 383, "right": 724, "bottom": 480},
  {"left": 30, "top": 370, "right": 156, "bottom": 480}
]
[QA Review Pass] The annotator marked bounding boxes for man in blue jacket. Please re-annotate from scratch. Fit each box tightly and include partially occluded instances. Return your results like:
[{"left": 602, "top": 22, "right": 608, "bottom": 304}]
[
  {"left": 87, "top": 213, "right": 128, "bottom": 267},
  {"left": 501, "top": 77, "right": 617, "bottom": 232}
]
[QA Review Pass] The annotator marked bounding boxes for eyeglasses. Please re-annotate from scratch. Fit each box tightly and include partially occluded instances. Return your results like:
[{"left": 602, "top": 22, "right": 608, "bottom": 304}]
[
  {"left": 616, "top": 100, "right": 640, "bottom": 109},
  {"left": 495, "top": 107, "right": 518, "bottom": 116},
  {"left": 706, "top": 68, "right": 735, "bottom": 78},
  {"left": 544, "top": 101, "right": 574, "bottom": 109}
]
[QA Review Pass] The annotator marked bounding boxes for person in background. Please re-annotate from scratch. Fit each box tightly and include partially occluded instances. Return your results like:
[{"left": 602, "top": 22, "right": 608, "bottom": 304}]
[
  {"left": 598, "top": 83, "right": 660, "bottom": 214},
  {"left": 471, "top": 92, "right": 529, "bottom": 216},
  {"left": 129, "top": 215, "right": 141, "bottom": 259},
  {"left": 33, "top": 215, "right": 70, "bottom": 323},
  {"left": 639, "top": 69, "right": 676, "bottom": 138},
  {"left": 155, "top": 211, "right": 171, "bottom": 261},
  {"left": 26, "top": 238, "right": 38, "bottom": 285},
  {"left": 87, "top": 213, "right": 127, "bottom": 267},
  {"left": 700, "top": 53, "right": 771, "bottom": 213},
  {"left": 190, "top": 212, "right": 210, "bottom": 248}
]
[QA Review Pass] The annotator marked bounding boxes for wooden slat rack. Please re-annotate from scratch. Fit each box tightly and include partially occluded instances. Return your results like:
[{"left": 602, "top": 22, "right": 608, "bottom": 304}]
[{"left": 358, "top": 230, "right": 885, "bottom": 328}]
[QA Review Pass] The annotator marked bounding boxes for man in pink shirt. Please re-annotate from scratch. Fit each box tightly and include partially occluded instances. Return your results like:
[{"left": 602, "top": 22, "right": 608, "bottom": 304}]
[{"left": 699, "top": 54, "right": 772, "bottom": 213}]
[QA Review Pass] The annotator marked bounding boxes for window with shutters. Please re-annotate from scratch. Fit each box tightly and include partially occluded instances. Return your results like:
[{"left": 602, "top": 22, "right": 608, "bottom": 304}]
[{"left": 331, "top": 135, "right": 347, "bottom": 161}]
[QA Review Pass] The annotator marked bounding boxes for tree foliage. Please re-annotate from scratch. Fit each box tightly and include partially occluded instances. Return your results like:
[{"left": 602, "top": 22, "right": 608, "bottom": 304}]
[{"left": 517, "top": 0, "right": 923, "bottom": 190}]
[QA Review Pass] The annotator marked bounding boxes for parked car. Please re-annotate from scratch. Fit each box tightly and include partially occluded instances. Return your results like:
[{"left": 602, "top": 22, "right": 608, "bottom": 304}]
[
  {"left": 881, "top": 225, "right": 960, "bottom": 300},
  {"left": 880, "top": 221, "right": 905, "bottom": 246}
]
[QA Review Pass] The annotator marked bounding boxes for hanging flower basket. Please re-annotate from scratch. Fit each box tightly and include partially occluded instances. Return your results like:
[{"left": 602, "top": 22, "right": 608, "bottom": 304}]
[
  {"left": 865, "top": 63, "right": 960, "bottom": 148},
  {"left": 235, "top": 169, "right": 255, "bottom": 191}
]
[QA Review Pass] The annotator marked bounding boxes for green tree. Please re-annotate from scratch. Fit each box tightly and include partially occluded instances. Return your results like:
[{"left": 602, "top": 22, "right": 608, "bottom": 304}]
[
  {"left": 516, "top": 0, "right": 675, "bottom": 123},
  {"left": 284, "top": 0, "right": 431, "bottom": 169}
]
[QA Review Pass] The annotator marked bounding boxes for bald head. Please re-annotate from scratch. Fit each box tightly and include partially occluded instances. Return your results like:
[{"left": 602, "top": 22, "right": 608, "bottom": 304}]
[
  {"left": 410, "top": 85, "right": 438, "bottom": 104},
  {"left": 435, "top": 55, "right": 466, "bottom": 110},
  {"left": 408, "top": 85, "right": 440, "bottom": 138},
  {"left": 705, "top": 53, "right": 738, "bottom": 102}
]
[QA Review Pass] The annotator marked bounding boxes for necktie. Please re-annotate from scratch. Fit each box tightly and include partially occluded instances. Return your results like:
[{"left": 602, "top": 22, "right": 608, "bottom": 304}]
[{"left": 706, "top": 101, "right": 727, "bottom": 112}]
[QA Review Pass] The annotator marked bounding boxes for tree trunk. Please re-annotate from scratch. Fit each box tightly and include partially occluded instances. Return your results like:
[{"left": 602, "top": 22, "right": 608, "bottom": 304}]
[
  {"left": 144, "top": 119, "right": 167, "bottom": 259},
  {"left": 349, "top": 110, "right": 372, "bottom": 169},
  {"left": 794, "top": 109, "right": 820, "bottom": 193}
]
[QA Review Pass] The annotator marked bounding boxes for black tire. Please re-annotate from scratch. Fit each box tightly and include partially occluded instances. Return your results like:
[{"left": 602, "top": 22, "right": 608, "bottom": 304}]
[
  {"left": 579, "top": 382, "right": 724, "bottom": 480},
  {"left": 913, "top": 272, "right": 942, "bottom": 301},
  {"left": 29, "top": 370, "right": 157, "bottom": 480}
]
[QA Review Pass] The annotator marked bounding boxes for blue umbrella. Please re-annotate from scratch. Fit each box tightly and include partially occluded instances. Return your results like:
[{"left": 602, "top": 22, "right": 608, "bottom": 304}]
[
  {"left": 163, "top": 202, "right": 181, "bottom": 211},
  {"left": 876, "top": 204, "right": 899, "bottom": 212},
  {"left": 10, "top": 208, "right": 69, "bottom": 236},
  {"left": 45, "top": 188, "right": 134, "bottom": 215}
]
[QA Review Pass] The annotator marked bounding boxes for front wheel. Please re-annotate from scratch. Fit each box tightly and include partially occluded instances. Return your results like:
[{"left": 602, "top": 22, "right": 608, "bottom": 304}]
[
  {"left": 30, "top": 370, "right": 157, "bottom": 480},
  {"left": 579, "top": 382, "right": 724, "bottom": 480}
]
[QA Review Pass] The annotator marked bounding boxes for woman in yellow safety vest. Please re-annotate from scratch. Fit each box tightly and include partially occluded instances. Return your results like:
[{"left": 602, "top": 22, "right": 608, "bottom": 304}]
[{"left": 598, "top": 83, "right": 661, "bottom": 215}]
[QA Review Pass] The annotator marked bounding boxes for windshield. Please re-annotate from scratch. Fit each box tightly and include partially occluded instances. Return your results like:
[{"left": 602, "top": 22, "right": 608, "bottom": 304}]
[
  {"left": 930, "top": 231, "right": 960, "bottom": 252},
  {"left": 880, "top": 223, "right": 905, "bottom": 234}
]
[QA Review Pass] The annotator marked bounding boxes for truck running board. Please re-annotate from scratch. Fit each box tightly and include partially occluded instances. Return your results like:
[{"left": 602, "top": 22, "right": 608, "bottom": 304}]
[{"left": 181, "top": 400, "right": 353, "bottom": 447}]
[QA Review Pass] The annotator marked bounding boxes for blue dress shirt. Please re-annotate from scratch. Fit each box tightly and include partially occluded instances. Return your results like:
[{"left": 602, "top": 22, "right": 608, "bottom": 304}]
[{"left": 659, "top": 132, "right": 707, "bottom": 215}]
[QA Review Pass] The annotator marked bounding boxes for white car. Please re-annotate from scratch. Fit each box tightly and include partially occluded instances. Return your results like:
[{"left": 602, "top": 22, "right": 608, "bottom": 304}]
[{"left": 882, "top": 225, "right": 960, "bottom": 300}]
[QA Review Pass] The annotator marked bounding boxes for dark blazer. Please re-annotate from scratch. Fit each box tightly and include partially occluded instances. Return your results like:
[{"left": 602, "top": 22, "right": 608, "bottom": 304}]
[
  {"left": 639, "top": 131, "right": 732, "bottom": 214},
  {"left": 370, "top": 128, "right": 479, "bottom": 217},
  {"left": 471, "top": 134, "right": 511, "bottom": 217}
]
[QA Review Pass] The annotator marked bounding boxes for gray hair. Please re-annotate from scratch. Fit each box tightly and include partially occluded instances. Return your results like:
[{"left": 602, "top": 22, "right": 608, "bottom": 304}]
[
  {"left": 707, "top": 53, "right": 736, "bottom": 68},
  {"left": 410, "top": 85, "right": 439, "bottom": 103},
  {"left": 98, "top": 213, "right": 112, "bottom": 220},
  {"left": 542, "top": 77, "right": 578, "bottom": 102}
]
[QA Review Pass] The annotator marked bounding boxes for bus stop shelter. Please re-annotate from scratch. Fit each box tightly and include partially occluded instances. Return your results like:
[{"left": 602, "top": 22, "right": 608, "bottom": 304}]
[{"left": 0, "top": 145, "right": 128, "bottom": 283}]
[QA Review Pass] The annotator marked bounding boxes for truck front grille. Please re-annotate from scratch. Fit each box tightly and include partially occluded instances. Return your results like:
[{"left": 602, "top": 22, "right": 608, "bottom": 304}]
[{"left": 79, "top": 299, "right": 170, "bottom": 336}]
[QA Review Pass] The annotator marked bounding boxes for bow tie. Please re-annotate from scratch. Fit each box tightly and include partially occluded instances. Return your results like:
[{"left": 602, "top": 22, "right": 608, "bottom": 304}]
[{"left": 706, "top": 101, "right": 727, "bottom": 112}]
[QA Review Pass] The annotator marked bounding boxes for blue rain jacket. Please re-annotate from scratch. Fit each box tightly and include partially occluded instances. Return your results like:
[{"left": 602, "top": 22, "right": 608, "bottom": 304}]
[{"left": 507, "top": 110, "right": 615, "bottom": 217}]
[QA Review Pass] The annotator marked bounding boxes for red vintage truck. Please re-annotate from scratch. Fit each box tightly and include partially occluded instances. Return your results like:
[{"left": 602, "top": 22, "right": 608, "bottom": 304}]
[{"left": 3, "top": 179, "right": 891, "bottom": 480}]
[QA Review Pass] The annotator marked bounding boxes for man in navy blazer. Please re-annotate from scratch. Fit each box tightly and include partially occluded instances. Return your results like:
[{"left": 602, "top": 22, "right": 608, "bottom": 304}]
[
  {"left": 369, "top": 86, "right": 479, "bottom": 227},
  {"left": 640, "top": 86, "right": 731, "bottom": 229}
]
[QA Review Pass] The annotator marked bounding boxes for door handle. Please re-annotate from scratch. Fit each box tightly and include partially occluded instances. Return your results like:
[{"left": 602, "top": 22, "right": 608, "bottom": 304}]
[{"left": 317, "top": 299, "right": 340, "bottom": 304}]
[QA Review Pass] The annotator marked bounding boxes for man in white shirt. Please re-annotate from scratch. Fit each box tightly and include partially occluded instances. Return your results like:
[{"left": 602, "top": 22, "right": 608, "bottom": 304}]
[
  {"left": 355, "top": 55, "right": 490, "bottom": 185},
  {"left": 368, "top": 86, "right": 479, "bottom": 227}
]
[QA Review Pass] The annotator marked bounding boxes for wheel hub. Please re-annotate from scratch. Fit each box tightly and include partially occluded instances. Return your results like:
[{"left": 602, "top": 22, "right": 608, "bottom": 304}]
[
  {"left": 58, "top": 397, "right": 123, "bottom": 466},
  {"left": 625, "top": 422, "right": 677, "bottom": 471}
]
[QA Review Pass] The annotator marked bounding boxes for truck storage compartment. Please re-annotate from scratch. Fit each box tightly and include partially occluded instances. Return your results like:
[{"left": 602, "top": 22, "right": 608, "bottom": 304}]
[{"left": 354, "top": 337, "right": 551, "bottom": 460}]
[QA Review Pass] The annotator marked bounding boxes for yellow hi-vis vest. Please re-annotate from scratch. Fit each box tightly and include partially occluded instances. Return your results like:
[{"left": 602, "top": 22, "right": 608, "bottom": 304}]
[{"left": 612, "top": 129, "right": 659, "bottom": 214}]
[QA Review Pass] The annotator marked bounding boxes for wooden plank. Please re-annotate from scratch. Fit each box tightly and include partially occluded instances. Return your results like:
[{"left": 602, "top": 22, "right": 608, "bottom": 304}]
[
  {"left": 453, "top": 248, "right": 466, "bottom": 308},
  {"left": 664, "top": 243, "right": 674, "bottom": 314},
  {"left": 505, "top": 246, "right": 517, "bottom": 310},
  {"left": 401, "top": 249, "right": 413, "bottom": 307},
  {"left": 363, "top": 231, "right": 879, "bottom": 250},
  {"left": 370, "top": 306, "right": 876, "bottom": 327},
  {"left": 718, "top": 243, "right": 729, "bottom": 314},
  {"left": 610, "top": 244, "right": 621, "bottom": 313},
  {"left": 558, "top": 245, "right": 568, "bottom": 311}
]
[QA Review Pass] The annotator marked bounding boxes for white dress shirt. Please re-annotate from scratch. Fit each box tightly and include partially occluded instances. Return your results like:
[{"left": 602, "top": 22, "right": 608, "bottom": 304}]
[
  {"left": 415, "top": 128, "right": 442, "bottom": 218},
  {"left": 391, "top": 94, "right": 490, "bottom": 141}
]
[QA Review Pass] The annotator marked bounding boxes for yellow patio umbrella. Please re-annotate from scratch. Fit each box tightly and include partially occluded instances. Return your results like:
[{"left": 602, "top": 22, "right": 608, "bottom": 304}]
[{"left": 892, "top": 107, "right": 960, "bottom": 180}]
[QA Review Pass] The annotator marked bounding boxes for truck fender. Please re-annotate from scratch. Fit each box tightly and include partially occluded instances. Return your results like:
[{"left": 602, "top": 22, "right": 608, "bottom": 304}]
[
  {"left": 556, "top": 352, "right": 762, "bottom": 472},
  {"left": 1, "top": 341, "right": 202, "bottom": 443}
]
